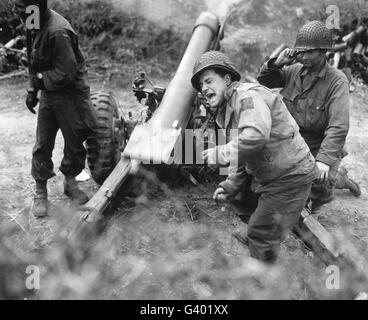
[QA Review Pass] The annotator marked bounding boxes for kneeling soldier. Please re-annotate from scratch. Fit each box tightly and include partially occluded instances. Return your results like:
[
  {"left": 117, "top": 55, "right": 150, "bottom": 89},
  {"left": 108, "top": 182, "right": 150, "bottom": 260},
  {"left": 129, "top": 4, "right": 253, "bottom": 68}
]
[
  {"left": 191, "top": 51, "right": 319, "bottom": 263},
  {"left": 257, "top": 21, "right": 361, "bottom": 214}
]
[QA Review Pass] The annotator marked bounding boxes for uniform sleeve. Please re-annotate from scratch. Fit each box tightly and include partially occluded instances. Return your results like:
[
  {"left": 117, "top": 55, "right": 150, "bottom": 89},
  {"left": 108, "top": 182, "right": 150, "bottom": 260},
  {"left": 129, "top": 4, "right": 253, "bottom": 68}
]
[
  {"left": 316, "top": 79, "right": 350, "bottom": 166},
  {"left": 257, "top": 58, "right": 287, "bottom": 88},
  {"left": 219, "top": 166, "right": 250, "bottom": 197},
  {"left": 42, "top": 29, "right": 78, "bottom": 91},
  {"left": 216, "top": 90, "right": 272, "bottom": 192}
]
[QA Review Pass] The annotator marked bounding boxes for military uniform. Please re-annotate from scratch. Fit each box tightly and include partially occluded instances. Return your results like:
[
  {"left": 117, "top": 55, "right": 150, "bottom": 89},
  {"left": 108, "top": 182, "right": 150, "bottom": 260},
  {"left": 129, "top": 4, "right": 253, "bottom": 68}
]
[
  {"left": 191, "top": 51, "right": 320, "bottom": 262},
  {"left": 257, "top": 24, "right": 360, "bottom": 208},
  {"left": 210, "top": 81, "right": 319, "bottom": 262},
  {"left": 15, "top": 0, "right": 99, "bottom": 216},
  {"left": 30, "top": 9, "right": 97, "bottom": 181}
]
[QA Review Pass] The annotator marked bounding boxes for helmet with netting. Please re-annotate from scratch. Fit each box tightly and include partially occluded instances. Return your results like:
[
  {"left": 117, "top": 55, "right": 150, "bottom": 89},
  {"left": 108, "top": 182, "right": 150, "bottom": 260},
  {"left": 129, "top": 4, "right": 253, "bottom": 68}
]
[
  {"left": 294, "top": 21, "right": 333, "bottom": 51},
  {"left": 191, "top": 51, "right": 241, "bottom": 92}
]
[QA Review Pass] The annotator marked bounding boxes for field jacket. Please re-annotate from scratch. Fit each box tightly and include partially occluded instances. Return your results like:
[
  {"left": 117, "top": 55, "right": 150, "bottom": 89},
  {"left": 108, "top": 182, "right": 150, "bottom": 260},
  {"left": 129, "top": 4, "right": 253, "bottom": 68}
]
[
  {"left": 214, "top": 82, "right": 317, "bottom": 194},
  {"left": 30, "top": 9, "right": 97, "bottom": 131},
  {"left": 257, "top": 59, "right": 350, "bottom": 166}
]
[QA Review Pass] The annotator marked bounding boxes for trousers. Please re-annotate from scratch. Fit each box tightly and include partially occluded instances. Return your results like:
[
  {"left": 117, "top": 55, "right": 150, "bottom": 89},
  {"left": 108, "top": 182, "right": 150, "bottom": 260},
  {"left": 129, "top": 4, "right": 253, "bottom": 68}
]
[
  {"left": 232, "top": 175, "right": 312, "bottom": 263},
  {"left": 31, "top": 91, "right": 93, "bottom": 181}
]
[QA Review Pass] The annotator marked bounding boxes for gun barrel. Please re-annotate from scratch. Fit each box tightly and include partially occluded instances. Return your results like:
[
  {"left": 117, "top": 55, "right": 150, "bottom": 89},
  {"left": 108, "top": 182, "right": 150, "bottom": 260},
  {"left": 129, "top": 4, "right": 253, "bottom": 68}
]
[
  {"left": 150, "top": 12, "right": 219, "bottom": 130},
  {"left": 353, "top": 42, "right": 364, "bottom": 58},
  {"left": 333, "top": 42, "right": 348, "bottom": 52},
  {"left": 342, "top": 26, "right": 366, "bottom": 44},
  {"left": 125, "top": 11, "right": 220, "bottom": 163}
]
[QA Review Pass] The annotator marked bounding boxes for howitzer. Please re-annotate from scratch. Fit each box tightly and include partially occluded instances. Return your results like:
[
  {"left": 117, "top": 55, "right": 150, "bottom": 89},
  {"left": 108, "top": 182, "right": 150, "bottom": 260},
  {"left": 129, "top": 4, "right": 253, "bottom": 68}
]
[
  {"left": 333, "top": 42, "right": 348, "bottom": 52},
  {"left": 353, "top": 42, "right": 365, "bottom": 59},
  {"left": 330, "top": 22, "right": 368, "bottom": 84},
  {"left": 131, "top": 71, "right": 166, "bottom": 124},
  {"left": 342, "top": 25, "right": 366, "bottom": 44},
  {"left": 65, "top": 11, "right": 221, "bottom": 240},
  {"left": 124, "top": 12, "right": 219, "bottom": 164}
]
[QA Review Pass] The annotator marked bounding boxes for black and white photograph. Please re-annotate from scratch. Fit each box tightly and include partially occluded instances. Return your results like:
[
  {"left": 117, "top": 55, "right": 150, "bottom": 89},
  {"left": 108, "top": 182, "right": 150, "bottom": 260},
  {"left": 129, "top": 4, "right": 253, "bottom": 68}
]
[{"left": 0, "top": 0, "right": 368, "bottom": 304}]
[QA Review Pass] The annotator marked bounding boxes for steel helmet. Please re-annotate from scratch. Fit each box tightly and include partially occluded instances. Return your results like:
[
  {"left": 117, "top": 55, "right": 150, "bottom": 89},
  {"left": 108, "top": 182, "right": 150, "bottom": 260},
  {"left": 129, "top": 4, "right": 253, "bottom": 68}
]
[
  {"left": 294, "top": 21, "right": 333, "bottom": 51},
  {"left": 191, "top": 51, "right": 241, "bottom": 92}
]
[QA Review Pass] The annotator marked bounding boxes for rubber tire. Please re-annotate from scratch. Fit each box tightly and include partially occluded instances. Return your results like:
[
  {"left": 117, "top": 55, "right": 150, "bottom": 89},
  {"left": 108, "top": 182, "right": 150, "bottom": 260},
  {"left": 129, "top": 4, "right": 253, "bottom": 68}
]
[{"left": 86, "top": 90, "right": 122, "bottom": 185}]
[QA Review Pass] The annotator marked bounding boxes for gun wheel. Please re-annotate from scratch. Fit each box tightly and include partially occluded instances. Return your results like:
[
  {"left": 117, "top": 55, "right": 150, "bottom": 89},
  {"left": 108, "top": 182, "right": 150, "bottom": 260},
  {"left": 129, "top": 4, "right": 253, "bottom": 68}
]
[{"left": 86, "top": 90, "right": 126, "bottom": 185}]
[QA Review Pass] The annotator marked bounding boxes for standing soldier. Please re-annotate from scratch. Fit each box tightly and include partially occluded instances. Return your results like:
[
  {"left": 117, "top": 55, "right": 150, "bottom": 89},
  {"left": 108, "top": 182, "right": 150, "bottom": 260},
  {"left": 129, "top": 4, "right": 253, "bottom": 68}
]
[
  {"left": 14, "top": 0, "right": 98, "bottom": 217},
  {"left": 191, "top": 51, "right": 319, "bottom": 263},
  {"left": 257, "top": 21, "right": 361, "bottom": 214}
]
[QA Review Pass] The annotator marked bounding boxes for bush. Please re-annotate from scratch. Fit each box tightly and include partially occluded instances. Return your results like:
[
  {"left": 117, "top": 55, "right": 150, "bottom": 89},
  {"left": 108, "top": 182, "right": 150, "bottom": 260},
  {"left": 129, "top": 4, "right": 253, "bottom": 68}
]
[
  {"left": 1, "top": 0, "right": 187, "bottom": 77},
  {"left": 50, "top": 0, "right": 187, "bottom": 65},
  {"left": 0, "top": 0, "right": 22, "bottom": 44}
]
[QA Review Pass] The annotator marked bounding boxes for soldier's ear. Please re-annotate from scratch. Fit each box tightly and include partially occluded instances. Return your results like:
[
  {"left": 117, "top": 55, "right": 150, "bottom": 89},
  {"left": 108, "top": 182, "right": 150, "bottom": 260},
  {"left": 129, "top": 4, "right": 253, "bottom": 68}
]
[{"left": 224, "top": 74, "right": 232, "bottom": 86}]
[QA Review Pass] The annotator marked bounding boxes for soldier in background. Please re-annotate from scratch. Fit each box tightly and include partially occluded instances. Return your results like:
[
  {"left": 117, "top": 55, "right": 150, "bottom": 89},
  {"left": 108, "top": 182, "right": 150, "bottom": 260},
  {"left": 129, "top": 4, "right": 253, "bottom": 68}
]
[
  {"left": 257, "top": 21, "right": 361, "bottom": 214},
  {"left": 14, "top": 0, "right": 98, "bottom": 217},
  {"left": 191, "top": 51, "right": 319, "bottom": 263}
]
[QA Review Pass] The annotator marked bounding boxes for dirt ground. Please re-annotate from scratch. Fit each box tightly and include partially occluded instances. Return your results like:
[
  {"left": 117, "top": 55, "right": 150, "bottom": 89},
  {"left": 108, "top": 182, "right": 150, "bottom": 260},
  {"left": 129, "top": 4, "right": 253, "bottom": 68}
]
[{"left": 1, "top": 75, "right": 368, "bottom": 300}]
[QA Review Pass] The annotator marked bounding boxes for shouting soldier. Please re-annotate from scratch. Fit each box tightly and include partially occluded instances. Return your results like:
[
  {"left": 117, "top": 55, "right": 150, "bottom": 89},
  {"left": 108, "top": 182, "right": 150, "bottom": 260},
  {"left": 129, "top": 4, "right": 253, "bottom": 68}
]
[
  {"left": 191, "top": 51, "right": 319, "bottom": 263},
  {"left": 257, "top": 21, "right": 361, "bottom": 214},
  {"left": 14, "top": 0, "right": 98, "bottom": 217}
]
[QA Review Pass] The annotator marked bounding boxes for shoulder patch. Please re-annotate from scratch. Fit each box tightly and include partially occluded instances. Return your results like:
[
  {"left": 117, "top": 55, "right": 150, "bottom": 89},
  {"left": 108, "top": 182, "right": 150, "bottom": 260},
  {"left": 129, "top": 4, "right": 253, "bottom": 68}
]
[{"left": 240, "top": 97, "right": 254, "bottom": 111}]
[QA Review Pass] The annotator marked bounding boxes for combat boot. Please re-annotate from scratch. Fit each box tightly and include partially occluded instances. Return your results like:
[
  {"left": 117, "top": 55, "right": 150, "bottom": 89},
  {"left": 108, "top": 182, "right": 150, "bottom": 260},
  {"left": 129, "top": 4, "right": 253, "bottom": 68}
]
[
  {"left": 64, "top": 175, "right": 89, "bottom": 205},
  {"left": 33, "top": 180, "right": 48, "bottom": 218},
  {"left": 336, "top": 166, "right": 361, "bottom": 197},
  {"left": 345, "top": 178, "right": 361, "bottom": 197}
]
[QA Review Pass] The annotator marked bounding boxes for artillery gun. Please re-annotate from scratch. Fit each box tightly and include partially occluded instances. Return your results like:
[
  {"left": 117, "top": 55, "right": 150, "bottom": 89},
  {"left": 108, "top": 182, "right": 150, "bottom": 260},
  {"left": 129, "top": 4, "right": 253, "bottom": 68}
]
[{"left": 66, "top": 11, "right": 222, "bottom": 240}]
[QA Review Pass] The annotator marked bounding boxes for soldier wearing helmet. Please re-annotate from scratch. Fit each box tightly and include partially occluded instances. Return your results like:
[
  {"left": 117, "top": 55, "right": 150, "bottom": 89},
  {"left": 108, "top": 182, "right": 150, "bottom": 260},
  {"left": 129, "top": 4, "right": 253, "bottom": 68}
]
[
  {"left": 14, "top": 0, "right": 98, "bottom": 217},
  {"left": 258, "top": 21, "right": 361, "bottom": 214},
  {"left": 191, "top": 51, "right": 319, "bottom": 263}
]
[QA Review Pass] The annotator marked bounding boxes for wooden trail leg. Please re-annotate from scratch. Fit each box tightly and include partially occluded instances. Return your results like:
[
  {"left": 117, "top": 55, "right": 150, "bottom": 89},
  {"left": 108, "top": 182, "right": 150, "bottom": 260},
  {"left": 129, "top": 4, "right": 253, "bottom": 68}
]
[{"left": 63, "top": 158, "right": 136, "bottom": 242}]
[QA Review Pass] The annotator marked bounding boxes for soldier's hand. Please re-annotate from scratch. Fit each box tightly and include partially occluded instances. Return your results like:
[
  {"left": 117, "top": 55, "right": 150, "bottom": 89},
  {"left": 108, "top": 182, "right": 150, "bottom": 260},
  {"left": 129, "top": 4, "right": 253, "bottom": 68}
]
[
  {"left": 25, "top": 89, "right": 39, "bottom": 114},
  {"left": 274, "top": 48, "right": 299, "bottom": 67},
  {"left": 316, "top": 161, "right": 330, "bottom": 183},
  {"left": 213, "top": 187, "right": 230, "bottom": 202}
]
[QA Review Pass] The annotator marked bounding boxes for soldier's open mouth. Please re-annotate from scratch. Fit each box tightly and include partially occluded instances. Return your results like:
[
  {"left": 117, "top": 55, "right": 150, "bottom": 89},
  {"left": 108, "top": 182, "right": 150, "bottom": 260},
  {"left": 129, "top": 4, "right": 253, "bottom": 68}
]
[{"left": 206, "top": 93, "right": 216, "bottom": 101}]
